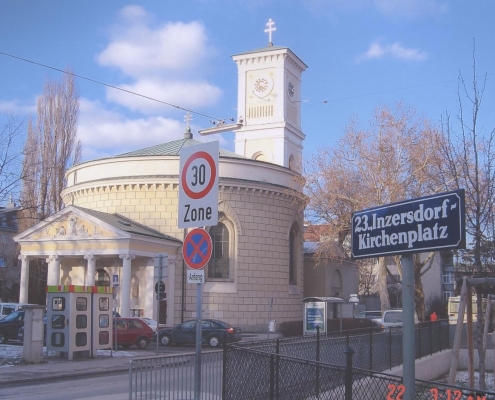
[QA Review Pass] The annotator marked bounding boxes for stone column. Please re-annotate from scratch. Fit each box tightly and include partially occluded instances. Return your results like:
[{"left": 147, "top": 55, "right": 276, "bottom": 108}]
[
  {"left": 119, "top": 254, "right": 135, "bottom": 318},
  {"left": 19, "top": 255, "right": 30, "bottom": 304},
  {"left": 46, "top": 255, "right": 61, "bottom": 286},
  {"left": 145, "top": 257, "right": 155, "bottom": 320},
  {"left": 84, "top": 254, "right": 97, "bottom": 286}
]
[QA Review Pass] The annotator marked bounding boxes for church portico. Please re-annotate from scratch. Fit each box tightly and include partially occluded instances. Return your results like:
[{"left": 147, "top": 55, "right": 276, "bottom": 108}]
[{"left": 14, "top": 206, "right": 181, "bottom": 322}]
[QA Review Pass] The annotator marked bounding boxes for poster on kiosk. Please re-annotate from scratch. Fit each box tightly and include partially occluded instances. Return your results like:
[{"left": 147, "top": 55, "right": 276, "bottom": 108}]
[{"left": 304, "top": 301, "right": 326, "bottom": 335}]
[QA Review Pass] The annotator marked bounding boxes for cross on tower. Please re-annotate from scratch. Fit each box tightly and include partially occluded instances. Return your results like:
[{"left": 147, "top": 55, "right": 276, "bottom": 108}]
[
  {"left": 184, "top": 112, "right": 192, "bottom": 128},
  {"left": 264, "top": 18, "right": 276, "bottom": 46}
]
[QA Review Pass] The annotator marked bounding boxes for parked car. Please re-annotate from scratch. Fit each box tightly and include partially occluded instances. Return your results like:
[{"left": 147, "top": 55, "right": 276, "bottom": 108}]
[
  {"left": 355, "top": 310, "right": 382, "bottom": 319},
  {"left": 0, "top": 303, "right": 28, "bottom": 320},
  {"left": 0, "top": 310, "right": 25, "bottom": 343},
  {"left": 381, "top": 309, "right": 419, "bottom": 329},
  {"left": 140, "top": 317, "right": 158, "bottom": 332},
  {"left": 114, "top": 317, "right": 154, "bottom": 349},
  {"left": 157, "top": 319, "right": 242, "bottom": 347},
  {"left": 355, "top": 310, "right": 382, "bottom": 325}
]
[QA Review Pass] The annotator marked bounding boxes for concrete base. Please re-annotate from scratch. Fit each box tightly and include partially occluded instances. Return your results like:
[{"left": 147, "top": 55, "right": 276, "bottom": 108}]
[
  {"left": 386, "top": 349, "right": 452, "bottom": 380},
  {"left": 458, "top": 348, "right": 494, "bottom": 370},
  {"left": 384, "top": 349, "right": 495, "bottom": 381}
]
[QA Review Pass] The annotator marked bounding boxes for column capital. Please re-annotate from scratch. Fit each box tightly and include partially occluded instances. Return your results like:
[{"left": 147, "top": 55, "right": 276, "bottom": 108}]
[
  {"left": 18, "top": 255, "right": 30, "bottom": 262},
  {"left": 119, "top": 254, "right": 135, "bottom": 261},
  {"left": 84, "top": 254, "right": 97, "bottom": 261},
  {"left": 46, "top": 255, "right": 60, "bottom": 263}
]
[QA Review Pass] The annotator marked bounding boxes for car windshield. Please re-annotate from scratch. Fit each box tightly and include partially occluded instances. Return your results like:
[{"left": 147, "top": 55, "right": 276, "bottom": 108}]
[
  {"left": 384, "top": 312, "right": 402, "bottom": 323},
  {"left": 2, "top": 311, "right": 22, "bottom": 322}
]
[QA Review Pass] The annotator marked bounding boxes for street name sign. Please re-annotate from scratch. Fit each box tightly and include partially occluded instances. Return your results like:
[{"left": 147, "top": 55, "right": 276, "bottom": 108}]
[
  {"left": 182, "top": 228, "right": 213, "bottom": 269},
  {"left": 178, "top": 141, "right": 219, "bottom": 228},
  {"left": 351, "top": 189, "right": 465, "bottom": 259}
]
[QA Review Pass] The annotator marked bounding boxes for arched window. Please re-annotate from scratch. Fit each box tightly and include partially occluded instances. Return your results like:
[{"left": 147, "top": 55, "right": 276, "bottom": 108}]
[
  {"left": 95, "top": 269, "right": 110, "bottom": 287},
  {"left": 208, "top": 222, "right": 230, "bottom": 280},
  {"left": 289, "top": 224, "right": 299, "bottom": 285},
  {"left": 331, "top": 270, "right": 343, "bottom": 297},
  {"left": 207, "top": 213, "right": 235, "bottom": 282}
]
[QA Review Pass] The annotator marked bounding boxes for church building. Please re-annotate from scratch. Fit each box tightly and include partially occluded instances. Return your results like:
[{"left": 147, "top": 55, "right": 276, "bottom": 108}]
[{"left": 14, "top": 21, "right": 358, "bottom": 331}]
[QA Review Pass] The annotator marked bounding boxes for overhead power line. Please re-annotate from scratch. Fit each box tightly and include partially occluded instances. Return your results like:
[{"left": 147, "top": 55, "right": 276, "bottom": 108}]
[
  {"left": 1, "top": 50, "right": 487, "bottom": 119},
  {"left": 0, "top": 51, "right": 225, "bottom": 123}
]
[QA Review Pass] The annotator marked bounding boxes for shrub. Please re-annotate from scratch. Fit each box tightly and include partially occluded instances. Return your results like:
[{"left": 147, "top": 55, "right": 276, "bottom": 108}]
[{"left": 279, "top": 318, "right": 376, "bottom": 337}]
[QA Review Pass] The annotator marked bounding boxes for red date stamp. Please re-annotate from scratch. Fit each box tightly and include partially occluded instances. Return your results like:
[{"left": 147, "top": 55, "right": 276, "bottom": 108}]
[{"left": 386, "top": 383, "right": 486, "bottom": 400}]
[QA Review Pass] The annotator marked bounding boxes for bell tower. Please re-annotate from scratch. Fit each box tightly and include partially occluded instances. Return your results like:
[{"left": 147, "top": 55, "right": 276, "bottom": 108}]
[{"left": 232, "top": 19, "right": 307, "bottom": 171}]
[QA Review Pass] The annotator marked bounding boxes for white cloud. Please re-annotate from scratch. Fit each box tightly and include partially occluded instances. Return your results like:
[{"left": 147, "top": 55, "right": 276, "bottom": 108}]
[
  {"left": 77, "top": 99, "right": 228, "bottom": 161},
  {"left": 105, "top": 78, "right": 222, "bottom": 114},
  {"left": 96, "top": 5, "right": 222, "bottom": 114},
  {"left": 357, "top": 40, "right": 427, "bottom": 62},
  {"left": 374, "top": 0, "right": 448, "bottom": 19},
  {"left": 78, "top": 98, "right": 183, "bottom": 160},
  {"left": 0, "top": 99, "right": 36, "bottom": 116},
  {"left": 97, "top": 18, "right": 210, "bottom": 79}
]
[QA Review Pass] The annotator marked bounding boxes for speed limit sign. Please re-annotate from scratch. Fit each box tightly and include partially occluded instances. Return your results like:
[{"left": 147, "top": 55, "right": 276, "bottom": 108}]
[{"left": 178, "top": 141, "right": 219, "bottom": 228}]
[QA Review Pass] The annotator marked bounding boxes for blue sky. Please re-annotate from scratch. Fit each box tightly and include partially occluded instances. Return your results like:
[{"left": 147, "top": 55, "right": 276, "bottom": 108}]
[{"left": 0, "top": 0, "right": 494, "bottom": 162}]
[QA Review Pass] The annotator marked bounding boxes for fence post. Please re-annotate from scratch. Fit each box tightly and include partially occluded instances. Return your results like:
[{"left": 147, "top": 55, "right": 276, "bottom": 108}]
[
  {"left": 418, "top": 322, "right": 422, "bottom": 358},
  {"left": 389, "top": 327, "right": 392, "bottom": 370},
  {"left": 430, "top": 322, "right": 433, "bottom": 355},
  {"left": 316, "top": 325, "right": 320, "bottom": 398},
  {"left": 344, "top": 347, "right": 355, "bottom": 400},
  {"left": 276, "top": 339, "right": 280, "bottom": 399},
  {"left": 222, "top": 337, "right": 228, "bottom": 400},
  {"left": 369, "top": 326, "right": 373, "bottom": 370},
  {"left": 270, "top": 354, "right": 275, "bottom": 400}
]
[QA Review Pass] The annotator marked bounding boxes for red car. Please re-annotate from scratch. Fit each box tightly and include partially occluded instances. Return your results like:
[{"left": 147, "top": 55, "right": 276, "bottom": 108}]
[{"left": 114, "top": 317, "right": 154, "bottom": 349}]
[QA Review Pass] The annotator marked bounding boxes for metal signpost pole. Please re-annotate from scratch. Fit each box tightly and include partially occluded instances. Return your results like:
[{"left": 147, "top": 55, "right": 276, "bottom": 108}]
[
  {"left": 156, "top": 255, "right": 162, "bottom": 356},
  {"left": 195, "top": 282, "right": 202, "bottom": 400},
  {"left": 179, "top": 141, "right": 218, "bottom": 400},
  {"left": 402, "top": 253, "right": 415, "bottom": 400}
]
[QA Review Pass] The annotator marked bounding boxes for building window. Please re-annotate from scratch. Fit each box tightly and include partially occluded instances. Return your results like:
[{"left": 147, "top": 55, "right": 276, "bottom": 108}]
[
  {"left": 442, "top": 272, "right": 455, "bottom": 284},
  {"left": 95, "top": 269, "right": 110, "bottom": 287},
  {"left": 442, "top": 252, "right": 454, "bottom": 266},
  {"left": 443, "top": 291, "right": 454, "bottom": 302},
  {"left": 289, "top": 224, "right": 299, "bottom": 285},
  {"left": 0, "top": 257, "right": 5, "bottom": 268},
  {"left": 207, "top": 220, "right": 231, "bottom": 280}
]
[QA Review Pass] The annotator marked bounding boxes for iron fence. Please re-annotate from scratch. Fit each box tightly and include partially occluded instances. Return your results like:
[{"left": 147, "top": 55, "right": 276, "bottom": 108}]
[
  {"left": 128, "top": 351, "right": 223, "bottom": 400},
  {"left": 223, "top": 345, "right": 495, "bottom": 400},
  {"left": 449, "top": 322, "right": 495, "bottom": 349},
  {"left": 234, "top": 320, "right": 450, "bottom": 371}
]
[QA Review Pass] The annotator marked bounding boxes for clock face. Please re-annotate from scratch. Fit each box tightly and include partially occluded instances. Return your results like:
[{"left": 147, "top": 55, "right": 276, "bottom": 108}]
[
  {"left": 288, "top": 82, "right": 295, "bottom": 98},
  {"left": 250, "top": 72, "right": 274, "bottom": 99}
]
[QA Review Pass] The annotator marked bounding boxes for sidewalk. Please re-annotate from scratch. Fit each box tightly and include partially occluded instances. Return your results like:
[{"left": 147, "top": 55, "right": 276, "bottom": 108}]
[{"left": 0, "top": 332, "right": 280, "bottom": 388}]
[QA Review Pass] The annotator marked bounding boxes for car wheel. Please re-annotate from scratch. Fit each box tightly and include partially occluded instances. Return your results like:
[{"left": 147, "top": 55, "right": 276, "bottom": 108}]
[
  {"left": 136, "top": 337, "right": 149, "bottom": 350},
  {"left": 208, "top": 335, "right": 220, "bottom": 348},
  {"left": 0, "top": 333, "right": 5, "bottom": 344},
  {"left": 159, "top": 334, "right": 172, "bottom": 346}
]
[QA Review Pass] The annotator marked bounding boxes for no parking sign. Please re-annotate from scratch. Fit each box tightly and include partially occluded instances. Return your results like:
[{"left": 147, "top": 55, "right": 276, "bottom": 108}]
[{"left": 182, "top": 228, "right": 212, "bottom": 270}]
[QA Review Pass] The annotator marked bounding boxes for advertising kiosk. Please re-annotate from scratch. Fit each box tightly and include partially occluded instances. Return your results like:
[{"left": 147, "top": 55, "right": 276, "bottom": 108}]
[
  {"left": 46, "top": 285, "right": 113, "bottom": 360},
  {"left": 301, "top": 297, "right": 344, "bottom": 335}
]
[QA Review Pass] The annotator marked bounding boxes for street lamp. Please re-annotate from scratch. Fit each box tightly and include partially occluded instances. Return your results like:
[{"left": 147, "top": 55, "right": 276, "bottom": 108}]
[{"left": 349, "top": 294, "right": 359, "bottom": 318}]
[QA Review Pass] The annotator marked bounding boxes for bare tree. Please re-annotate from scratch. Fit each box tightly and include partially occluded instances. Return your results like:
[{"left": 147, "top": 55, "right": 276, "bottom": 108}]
[
  {"left": 19, "top": 69, "right": 81, "bottom": 304},
  {"left": 439, "top": 47, "right": 495, "bottom": 390},
  {"left": 0, "top": 113, "right": 25, "bottom": 205},
  {"left": 20, "top": 69, "right": 81, "bottom": 230},
  {"left": 304, "top": 102, "right": 445, "bottom": 316}
]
